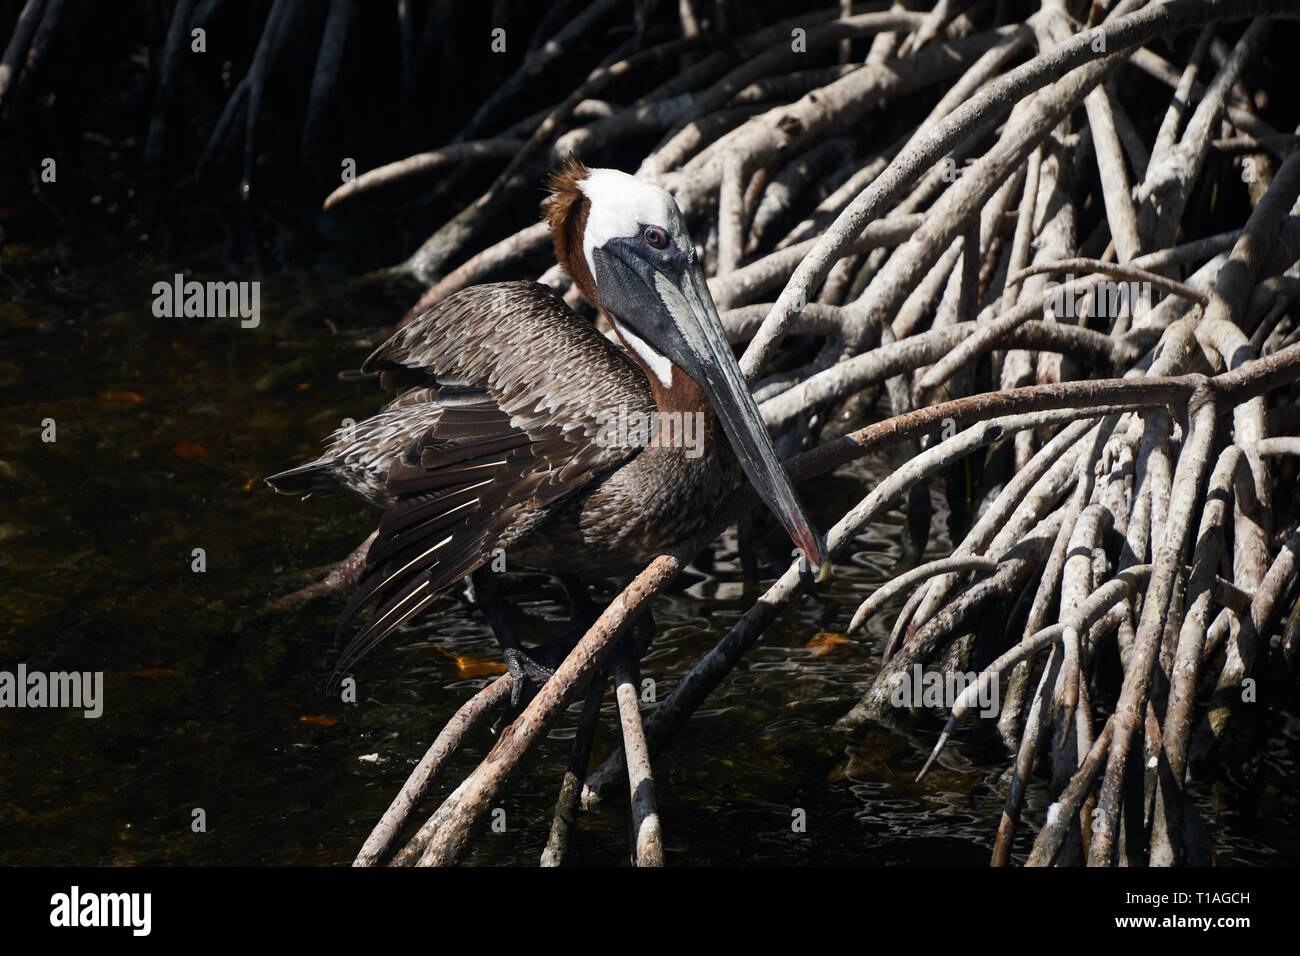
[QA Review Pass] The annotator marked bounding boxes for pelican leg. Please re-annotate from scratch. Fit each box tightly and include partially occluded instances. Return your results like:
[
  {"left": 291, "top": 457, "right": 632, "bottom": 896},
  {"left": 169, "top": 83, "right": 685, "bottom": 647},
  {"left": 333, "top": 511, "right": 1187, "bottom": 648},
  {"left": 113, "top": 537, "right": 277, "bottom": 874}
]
[
  {"left": 559, "top": 574, "right": 601, "bottom": 644},
  {"left": 560, "top": 574, "right": 656, "bottom": 669},
  {"left": 628, "top": 607, "right": 656, "bottom": 661},
  {"left": 469, "top": 569, "right": 554, "bottom": 707}
]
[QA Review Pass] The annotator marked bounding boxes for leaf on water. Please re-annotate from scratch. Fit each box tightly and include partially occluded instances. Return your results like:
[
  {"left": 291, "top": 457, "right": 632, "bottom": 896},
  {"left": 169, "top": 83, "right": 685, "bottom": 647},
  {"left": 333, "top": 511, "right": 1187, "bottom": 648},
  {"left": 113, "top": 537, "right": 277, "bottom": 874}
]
[
  {"left": 807, "top": 632, "right": 850, "bottom": 655},
  {"left": 299, "top": 715, "right": 337, "bottom": 727},
  {"left": 454, "top": 656, "right": 508, "bottom": 679},
  {"left": 431, "top": 644, "right": 508, "bottom": 678},
  {"left": 172, "top": 441, "right": 209, "bottom": 460},
  {"left": 98, "top": 391, "right": 146, "bottom": 405}
]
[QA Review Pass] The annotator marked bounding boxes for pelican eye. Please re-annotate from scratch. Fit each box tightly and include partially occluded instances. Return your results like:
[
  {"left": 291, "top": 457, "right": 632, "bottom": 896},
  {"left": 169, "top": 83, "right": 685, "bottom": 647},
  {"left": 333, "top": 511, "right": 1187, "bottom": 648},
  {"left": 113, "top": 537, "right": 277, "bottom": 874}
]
[{"left": 641, "top": 225, "right": 669, "bottom": 250}]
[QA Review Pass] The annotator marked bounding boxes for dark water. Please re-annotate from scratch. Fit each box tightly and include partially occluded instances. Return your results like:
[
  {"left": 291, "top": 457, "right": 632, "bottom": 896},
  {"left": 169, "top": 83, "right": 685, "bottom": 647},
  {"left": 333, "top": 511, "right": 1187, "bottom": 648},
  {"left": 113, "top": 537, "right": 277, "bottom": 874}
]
[{"left": 2, "top": 242, "right": 1297, "bottom": 867}]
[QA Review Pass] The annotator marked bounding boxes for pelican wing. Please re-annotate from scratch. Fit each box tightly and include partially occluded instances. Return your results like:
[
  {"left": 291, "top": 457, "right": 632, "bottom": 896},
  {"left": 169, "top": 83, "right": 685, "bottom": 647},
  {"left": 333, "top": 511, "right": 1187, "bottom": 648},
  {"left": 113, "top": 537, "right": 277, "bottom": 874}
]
[{"left": 334, "top": 281, "right": 651, "bottom": 671}]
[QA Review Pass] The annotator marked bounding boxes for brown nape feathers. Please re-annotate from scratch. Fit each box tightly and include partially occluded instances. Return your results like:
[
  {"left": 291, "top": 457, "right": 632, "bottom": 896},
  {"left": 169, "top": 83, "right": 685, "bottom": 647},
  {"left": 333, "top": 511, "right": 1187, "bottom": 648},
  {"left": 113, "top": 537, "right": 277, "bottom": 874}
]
[{"left": 543, "top": 156, "right": 599, "bottom": 306}]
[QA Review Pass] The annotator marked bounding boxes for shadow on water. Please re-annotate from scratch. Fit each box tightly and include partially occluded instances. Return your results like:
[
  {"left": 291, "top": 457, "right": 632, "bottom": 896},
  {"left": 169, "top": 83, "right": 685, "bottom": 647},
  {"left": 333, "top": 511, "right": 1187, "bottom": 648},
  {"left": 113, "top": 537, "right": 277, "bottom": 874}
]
[{"left": 2, "top": 223, "right": 1298, "bottom": 867}]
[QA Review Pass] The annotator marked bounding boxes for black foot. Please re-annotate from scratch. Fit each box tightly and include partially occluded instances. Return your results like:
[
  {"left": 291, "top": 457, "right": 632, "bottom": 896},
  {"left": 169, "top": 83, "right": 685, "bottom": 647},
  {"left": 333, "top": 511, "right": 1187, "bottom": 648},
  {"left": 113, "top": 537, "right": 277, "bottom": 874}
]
[{"left": 503, "top": 645, "right": 555, "bottom": 707}]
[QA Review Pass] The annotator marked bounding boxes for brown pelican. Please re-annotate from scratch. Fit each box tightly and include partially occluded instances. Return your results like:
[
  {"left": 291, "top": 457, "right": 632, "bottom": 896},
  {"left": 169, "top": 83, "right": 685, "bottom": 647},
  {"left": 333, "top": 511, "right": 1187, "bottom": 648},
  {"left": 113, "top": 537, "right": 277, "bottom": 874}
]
[{"left": 268, "top": 159, "right": 828, "bottom": 698}]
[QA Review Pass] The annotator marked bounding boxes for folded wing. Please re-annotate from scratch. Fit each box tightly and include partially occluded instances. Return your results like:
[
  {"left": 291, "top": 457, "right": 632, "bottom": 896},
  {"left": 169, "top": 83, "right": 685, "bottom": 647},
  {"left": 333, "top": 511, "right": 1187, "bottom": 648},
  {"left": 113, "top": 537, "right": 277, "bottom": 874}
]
[{"left": 328, "top": 281, "right": 652, "bottom": 672}]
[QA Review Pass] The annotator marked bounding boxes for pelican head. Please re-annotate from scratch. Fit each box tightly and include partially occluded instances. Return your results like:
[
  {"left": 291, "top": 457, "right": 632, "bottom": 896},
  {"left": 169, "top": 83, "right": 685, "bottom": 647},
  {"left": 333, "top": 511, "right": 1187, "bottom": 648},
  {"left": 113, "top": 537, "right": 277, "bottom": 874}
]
[{"left": 546, "top": 159, "right": 829, "bottom": 577}]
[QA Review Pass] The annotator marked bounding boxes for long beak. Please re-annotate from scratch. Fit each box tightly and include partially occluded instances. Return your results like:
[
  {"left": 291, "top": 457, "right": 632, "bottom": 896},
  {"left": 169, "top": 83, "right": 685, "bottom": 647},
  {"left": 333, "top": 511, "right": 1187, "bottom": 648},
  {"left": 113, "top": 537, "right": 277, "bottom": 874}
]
[{"left": 652, "top": 264, "right": 830, "bottom": 579}]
